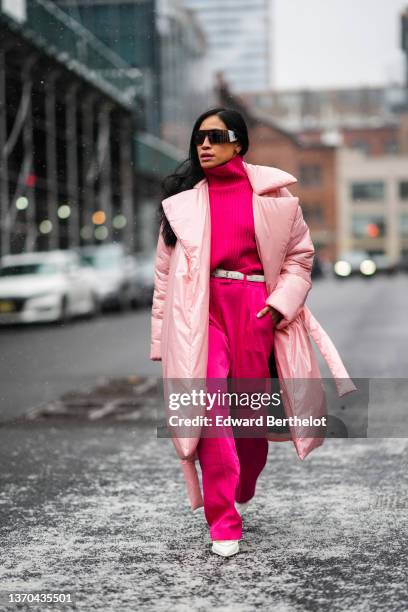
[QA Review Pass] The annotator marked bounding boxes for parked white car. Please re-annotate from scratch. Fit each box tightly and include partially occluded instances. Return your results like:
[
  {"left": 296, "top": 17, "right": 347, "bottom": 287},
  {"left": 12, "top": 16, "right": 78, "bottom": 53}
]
[
  {"left": 77, "top": 243, "right": 137, "bottom": 311},
  {"left": 333, "top": 249, "right": 398, "bottom": 278},
  {"left": 132, "top": 251, "right": 155, "bottom": 307},
  {"left": 0, "top": 250, "right": 100, "bottom": 324},
  {"left": 333, "top": 250, "right": 374, "bottom": 278}
]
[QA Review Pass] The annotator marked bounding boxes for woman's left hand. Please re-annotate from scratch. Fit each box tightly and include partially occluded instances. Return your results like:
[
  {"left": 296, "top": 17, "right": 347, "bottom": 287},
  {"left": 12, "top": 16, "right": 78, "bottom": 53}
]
[{"left": 256, "top": 305, "right": 283, "bottom": 325}]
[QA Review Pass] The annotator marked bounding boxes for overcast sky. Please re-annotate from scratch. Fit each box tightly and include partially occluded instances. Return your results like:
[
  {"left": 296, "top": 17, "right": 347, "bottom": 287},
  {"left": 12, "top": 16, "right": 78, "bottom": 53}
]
[{"left": 273, "top": 0, "right": 407, "bottom": 90}]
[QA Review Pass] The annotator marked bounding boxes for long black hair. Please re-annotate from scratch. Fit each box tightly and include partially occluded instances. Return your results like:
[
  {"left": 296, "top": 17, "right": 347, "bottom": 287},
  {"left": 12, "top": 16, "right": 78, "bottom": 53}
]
[{"left": 158, "top": 107, "right": 250, "bottom": 247}]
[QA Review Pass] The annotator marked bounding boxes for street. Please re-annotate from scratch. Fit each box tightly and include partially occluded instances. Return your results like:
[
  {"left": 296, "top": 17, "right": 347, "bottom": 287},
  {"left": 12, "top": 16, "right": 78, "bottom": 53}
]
[
  {"left": 1, "top": 275, "right": 408, "bottom": 424},
  {"left": 0, "top": 425, "right": 407, "bottom": 610},
  {"left": 0, "top": 307, "right": 153, "bottom": 422},
  {"left": 0, "top": 275, "right": 408, "bottom": 611},
  {"left": 1, "top": 0, "right": 408, "bottom": 608}
]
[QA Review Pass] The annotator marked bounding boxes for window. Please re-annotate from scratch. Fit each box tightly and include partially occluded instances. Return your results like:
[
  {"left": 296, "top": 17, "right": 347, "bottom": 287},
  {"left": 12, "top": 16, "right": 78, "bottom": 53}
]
[
  {"left": 399, "top": 181, "right": 408, "bottom": 200},
  {"left": 351, "top": 215, "right": 386, "bottom": 238},
  {"left": 303, "top": 203, "right": 324, "bottom": 224},
  {"left": 351, "top": 181, "right": 385, "bottom": 201},
  {"left": 400, "top": 214, "right": 408, "bottom": 236},
  {"left": 384, "top": 139, "right": 399, "bottom": 154},
  {"left": 351, "top": 140, "right": 370, "bottom": 155},
  {"left": 299, "top": 164, "right": 322, "bottom": 186}
]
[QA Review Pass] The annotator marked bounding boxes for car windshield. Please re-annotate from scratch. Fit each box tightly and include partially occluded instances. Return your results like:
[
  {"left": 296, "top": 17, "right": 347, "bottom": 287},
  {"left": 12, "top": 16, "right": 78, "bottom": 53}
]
[
  {"left": 340, "top": 251, "right": 368, "bottom": 262},
  {"left": 135, "top": 252, "right": 155, "bottom": 265},
  {"left": 0, "top": 263, "right": 60, "bottom": 276},
  {"left": 80, "top": 254, "right": 121, "bottom": 269}
]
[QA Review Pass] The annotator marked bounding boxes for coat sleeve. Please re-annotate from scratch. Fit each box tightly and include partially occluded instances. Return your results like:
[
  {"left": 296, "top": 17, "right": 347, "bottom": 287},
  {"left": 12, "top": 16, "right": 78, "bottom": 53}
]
[
  {"left": 265, "top": 186, "right": 315, "bottom": 330},
  {"left": 150, "top": 221, "right": 173, "bottom": 361}
]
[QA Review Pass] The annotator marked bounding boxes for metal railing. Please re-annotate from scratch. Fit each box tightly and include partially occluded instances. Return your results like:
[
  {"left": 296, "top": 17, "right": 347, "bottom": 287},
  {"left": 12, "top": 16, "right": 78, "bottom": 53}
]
[
  {"left": 134, "top": 132, "right": 185, "bottom": 179},
  {"left": 1, "top": 0, "right": 143, "bottom": 109}
]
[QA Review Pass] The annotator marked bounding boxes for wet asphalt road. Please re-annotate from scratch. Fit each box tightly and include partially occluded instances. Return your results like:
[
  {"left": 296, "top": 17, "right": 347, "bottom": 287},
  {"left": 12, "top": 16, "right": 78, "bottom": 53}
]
[
  {"left": 1, "top": 424, "right": 407, "bottom": 611},
  {"left": 1, "top": 274, "right": 408, "bottom": 422},
  {"left": 1, "top": 274, "right": 408, "bottom": 424},
  {"left": 1, "top": 275, "right": 408, "bottom": 610},
  {"left": 0, "top": 308, "right": 152, "bottom": 422}
]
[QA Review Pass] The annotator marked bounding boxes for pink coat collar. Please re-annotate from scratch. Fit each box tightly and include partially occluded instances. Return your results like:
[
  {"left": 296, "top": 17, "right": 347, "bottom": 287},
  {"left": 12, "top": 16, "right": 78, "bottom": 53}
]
[
  {"left": 192, "top": 161, "right": 297, "bottom": 195},
  {"left": 161, "top": 162, "right": 298, "bottom": 257},
  {"left": 181, "top": 161, "right": 297, "bottom": 197}
]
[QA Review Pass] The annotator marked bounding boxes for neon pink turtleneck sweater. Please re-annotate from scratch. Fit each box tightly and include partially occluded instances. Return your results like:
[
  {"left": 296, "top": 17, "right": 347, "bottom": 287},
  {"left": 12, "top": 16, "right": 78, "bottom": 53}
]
[{"left": 202, "top": 154, "right": 264, "bottom": 275}]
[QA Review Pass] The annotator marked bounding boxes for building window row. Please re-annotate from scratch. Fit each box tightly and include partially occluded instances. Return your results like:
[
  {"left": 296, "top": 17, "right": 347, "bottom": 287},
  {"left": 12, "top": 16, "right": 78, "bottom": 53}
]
[
  {"left": 299, "top": 164, "right": 322, "bottom": 186},
  {"left": 400, "top": 181, "right": 408, "bottom": 199},
  {"left": 351, "top": 213, "right": 408, "bottom": 237},
  {"left": 350, "top": 139, "right": 399, "bottom": 155},
  {"left": 351, "top": 181, "right": 385, "bottom": 201},
  {"left": 401, "top": 214, "right": 408, "bottom": 235},
  {"left": 350, "top": 181, "right": 408, "bottom": 201},
  {"left": 351, "top": 215, "right": 386, "bottom": 238},
  {"left": 303, "top": 203, "right": 324, "bottom": 224}
]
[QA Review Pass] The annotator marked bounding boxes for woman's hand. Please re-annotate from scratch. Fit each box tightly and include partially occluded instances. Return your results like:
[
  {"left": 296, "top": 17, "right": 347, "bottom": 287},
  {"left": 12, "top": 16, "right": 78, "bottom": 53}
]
[{"left": 256, "top": 305, "right": 283, "bottom": 325}]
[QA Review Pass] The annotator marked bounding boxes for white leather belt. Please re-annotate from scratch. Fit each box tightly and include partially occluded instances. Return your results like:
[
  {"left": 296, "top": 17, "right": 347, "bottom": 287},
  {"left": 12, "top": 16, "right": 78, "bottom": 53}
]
[{"left": 211, "top": 268, "right": 265, "bottom": 282}]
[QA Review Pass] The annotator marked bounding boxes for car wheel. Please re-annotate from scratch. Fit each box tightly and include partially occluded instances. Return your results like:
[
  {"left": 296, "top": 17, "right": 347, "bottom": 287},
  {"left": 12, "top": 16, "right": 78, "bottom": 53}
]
[
  {"left": 118, "top": 286, "right": 131, "bottom": 311},
  {"left": 87, "top": 292, "right": 101, "bottom": 318},
  {"left": 58, "top": 295, "right": 69, "bottom": 324}
]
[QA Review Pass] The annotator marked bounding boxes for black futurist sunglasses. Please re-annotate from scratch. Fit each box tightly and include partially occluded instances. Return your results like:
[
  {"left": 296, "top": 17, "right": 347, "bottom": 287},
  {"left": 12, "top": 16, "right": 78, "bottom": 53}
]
[{"left": 193, "top": 129, "right": 238, "bottom": 146}]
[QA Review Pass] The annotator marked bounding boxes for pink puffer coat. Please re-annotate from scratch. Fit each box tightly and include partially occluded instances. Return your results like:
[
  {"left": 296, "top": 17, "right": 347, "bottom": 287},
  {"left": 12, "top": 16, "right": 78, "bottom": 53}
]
[{"left": 150, "top": 161, "right": 357, "bottom": 510}]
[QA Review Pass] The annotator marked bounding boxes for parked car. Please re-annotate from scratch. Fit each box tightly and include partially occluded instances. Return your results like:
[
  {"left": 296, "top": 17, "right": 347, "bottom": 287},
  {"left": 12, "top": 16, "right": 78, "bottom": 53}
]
[
  {"left": 333, "top": 250, "right": 376, "bottom": 278},
  {"left": 333, "top": 250, "right": 398, "bottom": 278},
  {"left": 132, "top": 251, "right": 155, "bottom": 307},
  {"left": 398, "top": 252, "right": 408, "bottom": 273},
  {"left": 370, "top": 253, "right": 398, "bottom": 275},
  {"left": 311, "top": 255, "right": 324, "bottom": 279},
  {"left": 76, "top": 243, "right": 137, "bottom": 311},
  {"left": 0, "top": 250, "right": 100, "bottom": 324}
]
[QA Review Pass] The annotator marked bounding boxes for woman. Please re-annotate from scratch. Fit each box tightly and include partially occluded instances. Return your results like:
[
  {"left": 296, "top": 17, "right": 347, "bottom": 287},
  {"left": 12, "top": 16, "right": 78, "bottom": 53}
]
[{"left": 150, "top": 107, "right": 356, "bottom": 558}]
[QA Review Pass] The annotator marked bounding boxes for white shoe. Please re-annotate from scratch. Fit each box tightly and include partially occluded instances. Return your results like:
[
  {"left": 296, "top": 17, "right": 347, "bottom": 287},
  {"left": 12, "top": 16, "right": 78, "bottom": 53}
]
[
  {"left": 212, "top": 540, "right": 240, "bottom": 557},
  {"left": 235, "top": 500, "right": 251, "bottom": 516}
]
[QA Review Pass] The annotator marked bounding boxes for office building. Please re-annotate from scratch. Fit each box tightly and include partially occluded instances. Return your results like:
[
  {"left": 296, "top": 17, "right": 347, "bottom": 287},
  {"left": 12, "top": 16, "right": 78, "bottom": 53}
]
[{"left": 183, "top": 0, "right": 273, "bottom": 93}]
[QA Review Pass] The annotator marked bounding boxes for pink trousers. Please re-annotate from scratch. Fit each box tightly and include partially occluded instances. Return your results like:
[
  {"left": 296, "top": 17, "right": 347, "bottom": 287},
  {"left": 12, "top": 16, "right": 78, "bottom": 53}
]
[{"left": 197, "top": 275, "right": 275, "bottom": 541}]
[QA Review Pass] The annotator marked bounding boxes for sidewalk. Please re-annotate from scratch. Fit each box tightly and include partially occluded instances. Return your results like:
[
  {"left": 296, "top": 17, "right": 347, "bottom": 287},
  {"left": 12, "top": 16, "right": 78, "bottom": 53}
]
[{"left": 0, "top": 378, "right": 407, "bottom": 611}]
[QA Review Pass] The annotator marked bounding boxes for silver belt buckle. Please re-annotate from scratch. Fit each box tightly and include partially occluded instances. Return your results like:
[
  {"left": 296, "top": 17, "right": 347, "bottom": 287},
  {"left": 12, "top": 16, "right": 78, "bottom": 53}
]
[
  {"left": 212, "top": 268, "right": 264, "bottom": 282},
  {"left": 212, "top": 268, "right": 241, "bottom": 280},
  {"left": 212, "top": 268, "right": 224, "bottom": 278},
  {"left": 227, "top": 270, "right": 242, "bottom": 280},
  {"left": 247, "top": 274, "right": 265, "bottom": 282}
]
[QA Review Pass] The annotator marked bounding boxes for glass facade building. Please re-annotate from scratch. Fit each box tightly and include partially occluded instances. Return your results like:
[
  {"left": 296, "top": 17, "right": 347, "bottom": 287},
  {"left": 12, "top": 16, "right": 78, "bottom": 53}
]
[
  {"left": 53, "top": 0, "right": 214, "bottom": 149},
  {"left": 183, "top": 0, "right": 273, "bottom": 93}
]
